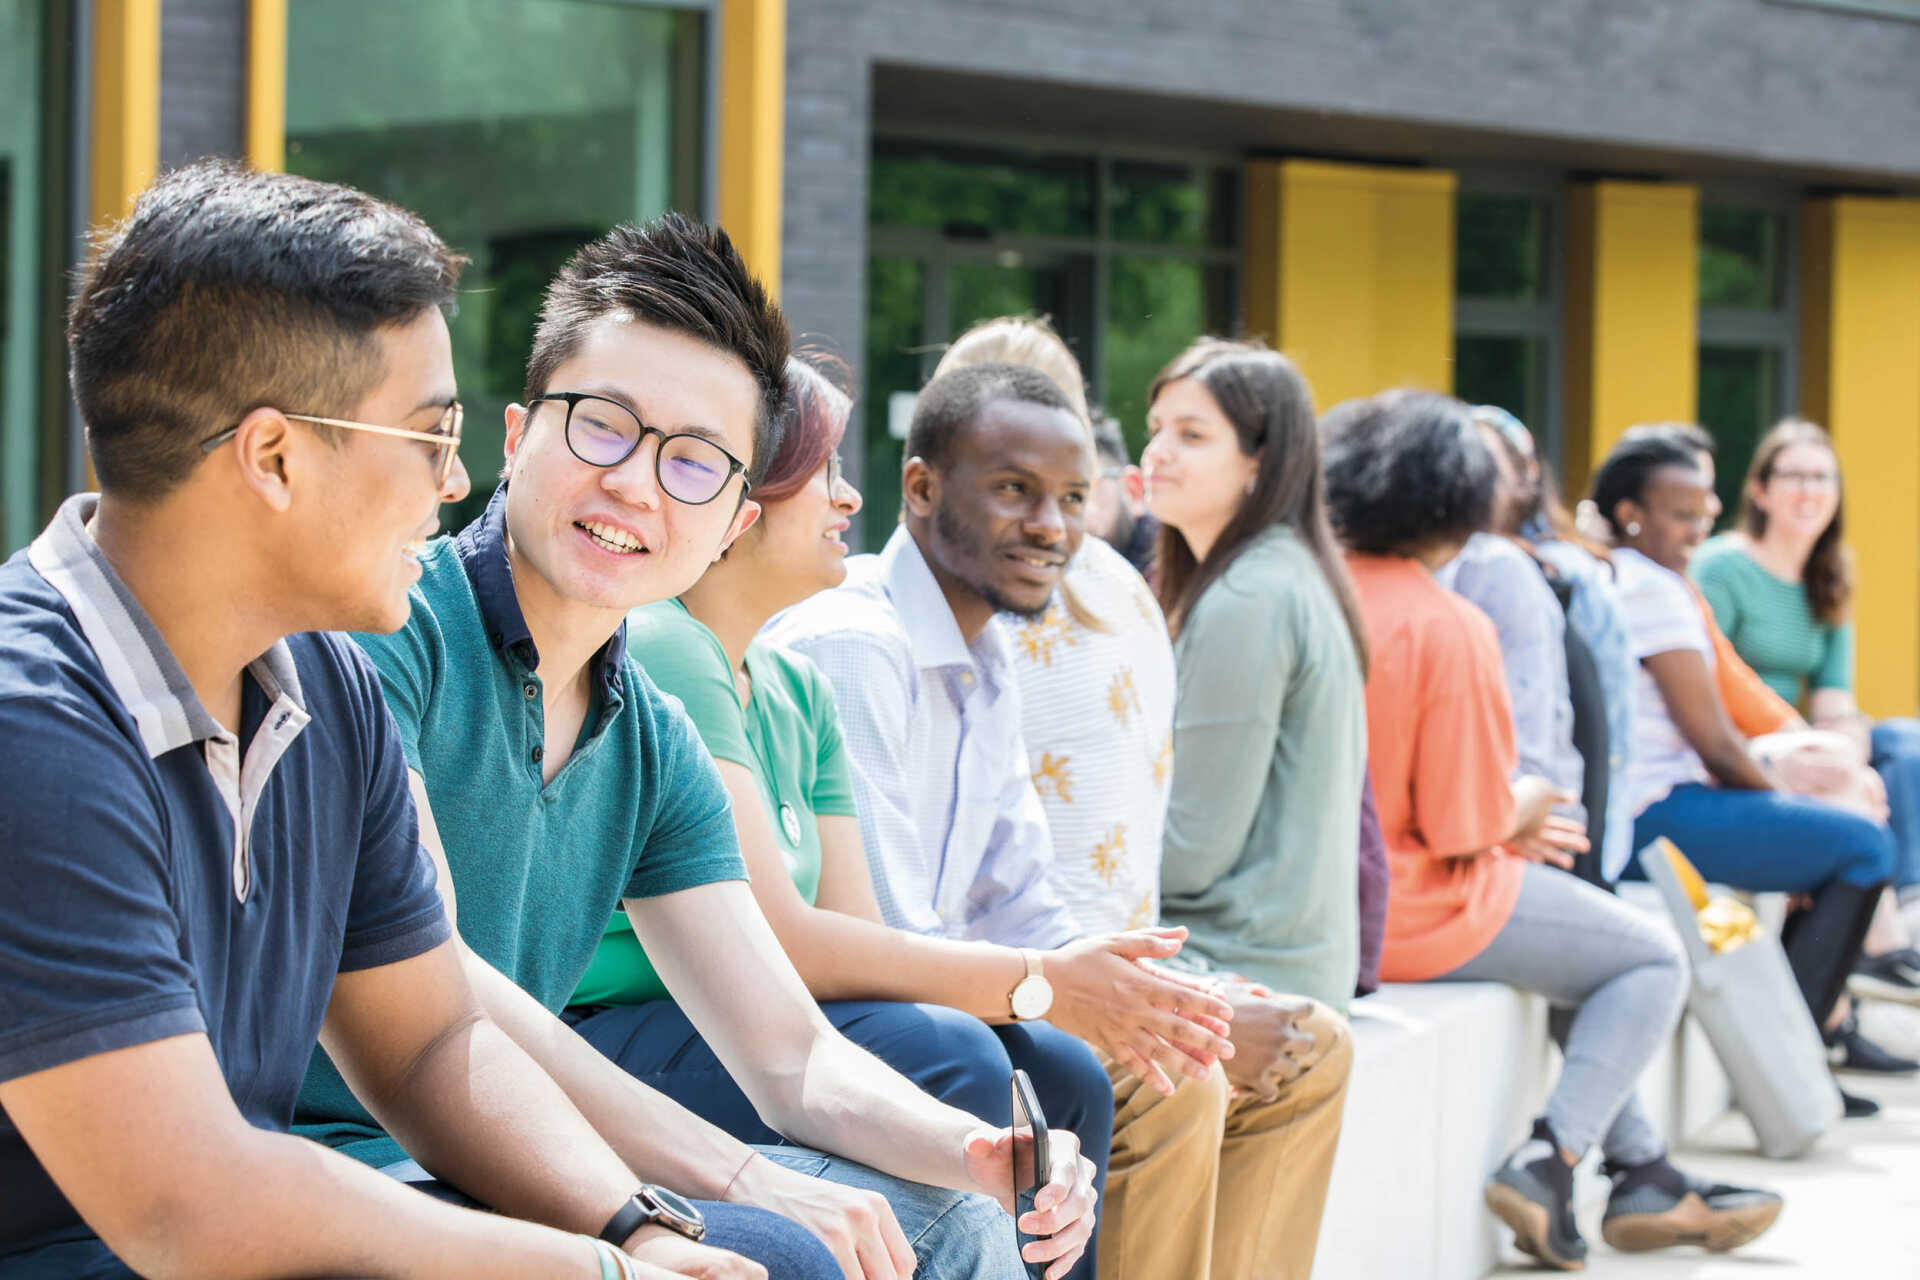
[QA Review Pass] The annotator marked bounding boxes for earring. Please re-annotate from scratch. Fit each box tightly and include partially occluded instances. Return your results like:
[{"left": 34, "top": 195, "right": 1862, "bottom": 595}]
[{"left": 1626, "top": 521, "right": 1642, "bottom": 536}]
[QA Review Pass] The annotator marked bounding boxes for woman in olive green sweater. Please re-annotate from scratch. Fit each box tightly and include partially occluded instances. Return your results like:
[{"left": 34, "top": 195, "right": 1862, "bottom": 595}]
[{"left": 1143, "top": 337, "right": 1371, "bottom": 1012}]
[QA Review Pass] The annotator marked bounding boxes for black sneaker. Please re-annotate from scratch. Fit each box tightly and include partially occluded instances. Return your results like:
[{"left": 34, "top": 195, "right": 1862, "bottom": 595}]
[
  {"left": 1828, "top": 1013, "right": 1920, "bottom": 1075},
  {"left": 1598, "top": 1156, "right": 1782, "bottom": 1254},
  {"left": 1850, "top": 948, "right": 1920, "bottom": 1007},
  {"left": 1841, "top": 1087, "right": 1882, "bottom": 1119},
  {"left": 1485, "top": 1118, "right": 1587, "bottom": 1270}
]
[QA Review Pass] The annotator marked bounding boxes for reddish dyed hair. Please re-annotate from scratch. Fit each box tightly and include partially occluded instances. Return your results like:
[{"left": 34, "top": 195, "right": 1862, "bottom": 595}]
[{"left": 754, "top": 350, "right": 851, "bottom": 503}]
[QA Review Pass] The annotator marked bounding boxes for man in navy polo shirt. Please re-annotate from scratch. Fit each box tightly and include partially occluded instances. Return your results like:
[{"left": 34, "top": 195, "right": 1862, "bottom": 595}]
[
  {"left": 292, "top": 216, "right": 1101, "bottom": 1280},
  {"left": 0, "top": 161, "right": 837, "bottom": 1279}
]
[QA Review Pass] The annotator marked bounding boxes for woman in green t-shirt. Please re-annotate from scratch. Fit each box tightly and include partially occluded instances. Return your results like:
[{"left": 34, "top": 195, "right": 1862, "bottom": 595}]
[
  {"left": 1691, "top": 419, "right": 1920, "bottom": 917},
  {"left": 568, "top": 357, "right": 1250, "bottom": 1279}
]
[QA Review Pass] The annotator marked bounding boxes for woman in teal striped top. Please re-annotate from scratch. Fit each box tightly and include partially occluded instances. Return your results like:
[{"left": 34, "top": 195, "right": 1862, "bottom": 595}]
[{"left": 1690, "top": 418, "right": 1920, "bottom": 909}]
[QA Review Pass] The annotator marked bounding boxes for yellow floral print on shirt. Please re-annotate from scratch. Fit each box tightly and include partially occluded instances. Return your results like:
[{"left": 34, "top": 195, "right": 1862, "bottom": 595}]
[
  {"left": 1090, "top": 823, "right": 1127, "bottom": 885},
  {"left": 1032, "top": 752, "right": 1074, "bottom": 803},
  {"left": 1106, "top": 667, "right": 1141, "bottom": 726},
  {"left": 1013, "top": 606, "right": 1077, "bottom": 668}
]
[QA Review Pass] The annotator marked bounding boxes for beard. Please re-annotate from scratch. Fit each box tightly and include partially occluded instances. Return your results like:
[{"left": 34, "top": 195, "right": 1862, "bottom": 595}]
[{"left": 932, "top": 498, "right": 1054, "bottom": 620}]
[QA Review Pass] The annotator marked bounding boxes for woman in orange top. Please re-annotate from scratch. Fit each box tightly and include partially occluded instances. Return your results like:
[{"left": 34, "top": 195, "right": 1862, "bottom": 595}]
[{"left": 1323, "top": 391, "right": 1780, "bottom": 1270}]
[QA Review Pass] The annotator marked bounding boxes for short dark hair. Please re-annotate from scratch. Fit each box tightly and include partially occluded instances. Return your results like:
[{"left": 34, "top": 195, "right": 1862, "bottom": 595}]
[
  {"left": 906, "top": 362, "right": 1075, "bottom": 473},
  {"left": 524, "top": 214, "right": 790, "bottom": 486},
  {"left": 1623, "top": 420, "right": 1716, "bottom": 460},
  {"left": 67, "top": 158, "right": 465, "bottom": 500},
  {"left": 1321, "top": 390, "right": 1496, "bottom": 556},
  {"left": 1591, "top": 431, "right": 1704, "bottom": 539},
  {"left": 1089, "top": 412, "right": 1130, "bottom": 469}
]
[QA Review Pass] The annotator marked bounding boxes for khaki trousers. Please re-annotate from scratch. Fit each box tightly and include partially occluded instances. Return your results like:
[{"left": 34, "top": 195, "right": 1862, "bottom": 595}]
[{"left": 1095, "top": 1000, "right": 1353, "bottom": 1280}]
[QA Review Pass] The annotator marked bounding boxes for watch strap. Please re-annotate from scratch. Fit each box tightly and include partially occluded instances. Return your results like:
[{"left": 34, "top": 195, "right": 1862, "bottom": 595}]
[{"left": 598, "top": 1194, "right": 650, "bottom": 1246}]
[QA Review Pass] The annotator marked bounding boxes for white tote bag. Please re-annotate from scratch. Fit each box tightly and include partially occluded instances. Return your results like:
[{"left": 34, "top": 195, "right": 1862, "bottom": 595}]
[{"left": 1638, "top": 837, "right": 1842, "bottom": 1159}]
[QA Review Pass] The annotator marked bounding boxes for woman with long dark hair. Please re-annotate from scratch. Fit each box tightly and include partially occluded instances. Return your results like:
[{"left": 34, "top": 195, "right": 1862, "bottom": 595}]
[
  {"left": 1143, "top": 338, "right": 1370, "bottom": 1016},
  {"left": 1327, "top": 391, "right": 1779, "bottom": 1271}
]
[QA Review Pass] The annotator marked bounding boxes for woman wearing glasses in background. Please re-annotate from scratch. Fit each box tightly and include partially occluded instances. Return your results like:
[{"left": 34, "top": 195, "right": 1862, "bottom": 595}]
[{"left": 1691, "top": 420, "right": 1920, "bottom": 971}]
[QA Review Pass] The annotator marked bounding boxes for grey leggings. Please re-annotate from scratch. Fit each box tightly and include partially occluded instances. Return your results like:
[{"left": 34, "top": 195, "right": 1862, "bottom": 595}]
[{"left": 1437, "top": 862, "right": 1688, "bottom": 1166}]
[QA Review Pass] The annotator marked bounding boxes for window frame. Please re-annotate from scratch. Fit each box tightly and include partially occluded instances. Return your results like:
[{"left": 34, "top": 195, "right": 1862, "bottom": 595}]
[
  {"left": 867, "top": 127, "right": 1241, "bottom": 423},
  {"left": 1452, "top": 170, "right": 1565, "bottom": 467},
  {"left": 1696, "top": 188, "right": 1800, "bottom": 513}
]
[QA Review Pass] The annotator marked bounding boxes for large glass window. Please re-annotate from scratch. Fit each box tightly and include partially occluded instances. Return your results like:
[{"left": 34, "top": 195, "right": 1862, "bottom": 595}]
[
  {"left": 1453, "top": 186, "right": 1560, "bottom": 463},
  {"left": 286, "top": 0, "right": 707, "bottom": 533},
  {"left": 1697, "top": 202, "right": 1796, "bottom": 524},
  {"left": 865, "top": 140, "right": 1238, "bottom": 546},
  {"left": 2, "top": 0, "right": 48, "bottom": 552}
]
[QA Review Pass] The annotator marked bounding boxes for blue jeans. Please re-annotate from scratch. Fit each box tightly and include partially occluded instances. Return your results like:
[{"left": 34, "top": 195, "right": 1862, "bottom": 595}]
[
  {"left": 1628, "top": 782, "right": 1896, "bottom": 890},
  {"left": 572, "top": 998, "right": 1111, "bottom": 1280},
  {"left": 1871, "top": 718, "right": 1920, "bottom": 892}
]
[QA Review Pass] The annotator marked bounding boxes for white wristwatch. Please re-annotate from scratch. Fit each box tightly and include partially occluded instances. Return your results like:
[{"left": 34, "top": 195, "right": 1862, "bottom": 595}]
[{"left": 1009, "top": 948, "right": 1054, "bottom": 1021}]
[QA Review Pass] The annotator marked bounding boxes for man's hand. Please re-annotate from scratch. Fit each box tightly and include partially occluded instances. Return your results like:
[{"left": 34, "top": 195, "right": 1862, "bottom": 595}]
[
  {"left": 1217, "top": 983, "right": 1317, "bottom": 1101},
  {"left": 628, "top": 1225, "right": 768, "bottom": 1280},
  {"left": 963, "top": 1126, "right": 1098, "bottom": 1280},
  {"left": 1507, "top": 777, "right": 1588, "bottom": 870},
  {"left": 1041, "top": 927, "right": 1235, "bottom": 1096},
  {"left": 728, "top": 1153, "right": 917, "bottom": 1280}
]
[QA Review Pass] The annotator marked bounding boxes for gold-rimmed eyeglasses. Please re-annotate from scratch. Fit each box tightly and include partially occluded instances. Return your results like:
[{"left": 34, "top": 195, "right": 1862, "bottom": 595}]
[{"left": 199, "top": 402, "right": 465, "bottom": 489}]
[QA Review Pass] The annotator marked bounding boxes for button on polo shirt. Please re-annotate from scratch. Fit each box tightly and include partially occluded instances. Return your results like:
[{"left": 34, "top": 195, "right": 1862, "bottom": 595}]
[
  {"left": 0, "top": 496, "right": 450, "bottom": 1271},
  {"left": 294, "top": 483, "right": 746, "bottom": 1169}
]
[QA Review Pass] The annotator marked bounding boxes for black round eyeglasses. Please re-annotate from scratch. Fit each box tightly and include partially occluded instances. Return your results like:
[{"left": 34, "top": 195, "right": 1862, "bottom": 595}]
[{"left": 529, "top": 392, "right": 748, "bottom": 506}]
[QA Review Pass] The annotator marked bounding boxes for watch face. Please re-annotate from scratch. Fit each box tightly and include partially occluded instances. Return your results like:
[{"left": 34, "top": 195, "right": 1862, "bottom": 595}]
[
  {"left": 1011, "top": 975, "right": 1053, "bottom": 1021},
  {"left": 645, "top": 1184, "right": 705, "bottom": 1232}
]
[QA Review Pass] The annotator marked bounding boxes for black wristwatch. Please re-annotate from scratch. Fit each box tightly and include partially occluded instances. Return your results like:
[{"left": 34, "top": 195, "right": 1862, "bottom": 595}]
[{"left": 599, "top": 1184, "right": 708, "bottom": 1245}]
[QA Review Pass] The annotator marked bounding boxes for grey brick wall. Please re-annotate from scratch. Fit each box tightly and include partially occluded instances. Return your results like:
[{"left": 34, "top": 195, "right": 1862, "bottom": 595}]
[
  {"left": 784, "top": 0, "right": 1920, "bottom": 490},
  {"left": 159, "top": 0, "right": 246, "bottom": 170}
]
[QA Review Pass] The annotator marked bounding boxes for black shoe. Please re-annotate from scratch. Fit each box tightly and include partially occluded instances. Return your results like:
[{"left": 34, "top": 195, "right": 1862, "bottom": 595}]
[
  {"left": 1598, "top": 1156, "right": 1783, "bottom": 1254},
  {"left": 1485, "top": 1118, "right": 1587, "bottom": 1270},
  {"left": 1827, "top": 1013, "right": 1920, "bottom": 1075},
  {"left": 1849, "top": 947, "right": 1920, "bottom": 1007},
  {"left": 1841, "top": 1087, "right": 1882, "bottom": 1118}
]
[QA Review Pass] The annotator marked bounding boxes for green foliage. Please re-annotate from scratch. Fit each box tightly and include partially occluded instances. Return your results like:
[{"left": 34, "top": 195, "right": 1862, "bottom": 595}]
[
  {"left": 1457, "top": 193, "right": 1546, "bottom": 301},
  {"left": 1699, "top": 206, "right": 1784, "bottom": 311},
  {"left": 870, "top": 142, "right": 1095, "bottom": 237}
]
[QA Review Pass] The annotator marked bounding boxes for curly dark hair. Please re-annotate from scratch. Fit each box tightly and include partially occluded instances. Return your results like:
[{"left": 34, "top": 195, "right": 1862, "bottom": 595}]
[{"left": 1321, "top": 390, "right": 1496, "bottom": 556}]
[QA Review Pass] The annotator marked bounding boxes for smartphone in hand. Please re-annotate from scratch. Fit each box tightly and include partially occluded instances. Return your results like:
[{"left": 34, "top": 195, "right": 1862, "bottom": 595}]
[{"left": 1012, "top": 1068, "right": 1052, "bottom": 1280}]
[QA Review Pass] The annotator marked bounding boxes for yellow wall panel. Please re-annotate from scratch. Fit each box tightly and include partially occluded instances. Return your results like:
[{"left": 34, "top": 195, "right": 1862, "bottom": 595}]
[
  {"left": 247, "top": 0, "right": 288, "bottom": 172},
  {"left": 1800, "top": 196, "right": 1920, "bottom": 716},
  {"left": 1562, "top": 180, "right": 1698, "bottom": 498},
  {"left": 718, "top": 0, "right": 785, "bottom": 297},
  {"left": 90, "top": 0, "right": 161, "bottom": 231},
  {"left": 1242, "top": 158, "right": 1454, "bottom": 412}
]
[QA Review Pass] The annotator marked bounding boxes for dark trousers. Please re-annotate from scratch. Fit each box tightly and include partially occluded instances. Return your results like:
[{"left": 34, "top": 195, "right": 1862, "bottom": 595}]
[{"left": 571, "top": 997, "right": 1115, "bottom": 1280}]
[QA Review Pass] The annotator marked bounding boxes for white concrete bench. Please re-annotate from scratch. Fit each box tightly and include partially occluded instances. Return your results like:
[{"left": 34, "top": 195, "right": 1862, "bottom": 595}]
[{"left": 1310, "top": 884, "right": 1742, "bottom": 1280}]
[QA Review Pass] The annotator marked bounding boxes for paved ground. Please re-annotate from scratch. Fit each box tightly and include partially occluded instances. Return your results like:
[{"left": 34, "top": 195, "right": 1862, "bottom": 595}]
[{"left": 1493, "top": 1002, "right": 1920, "bottom": 1276}]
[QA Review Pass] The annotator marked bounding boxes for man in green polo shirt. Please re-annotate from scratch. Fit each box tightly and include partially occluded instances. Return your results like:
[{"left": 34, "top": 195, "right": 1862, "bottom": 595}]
[{"left": 295, "top": 215, "right": 1098, "bottom": 1280}]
